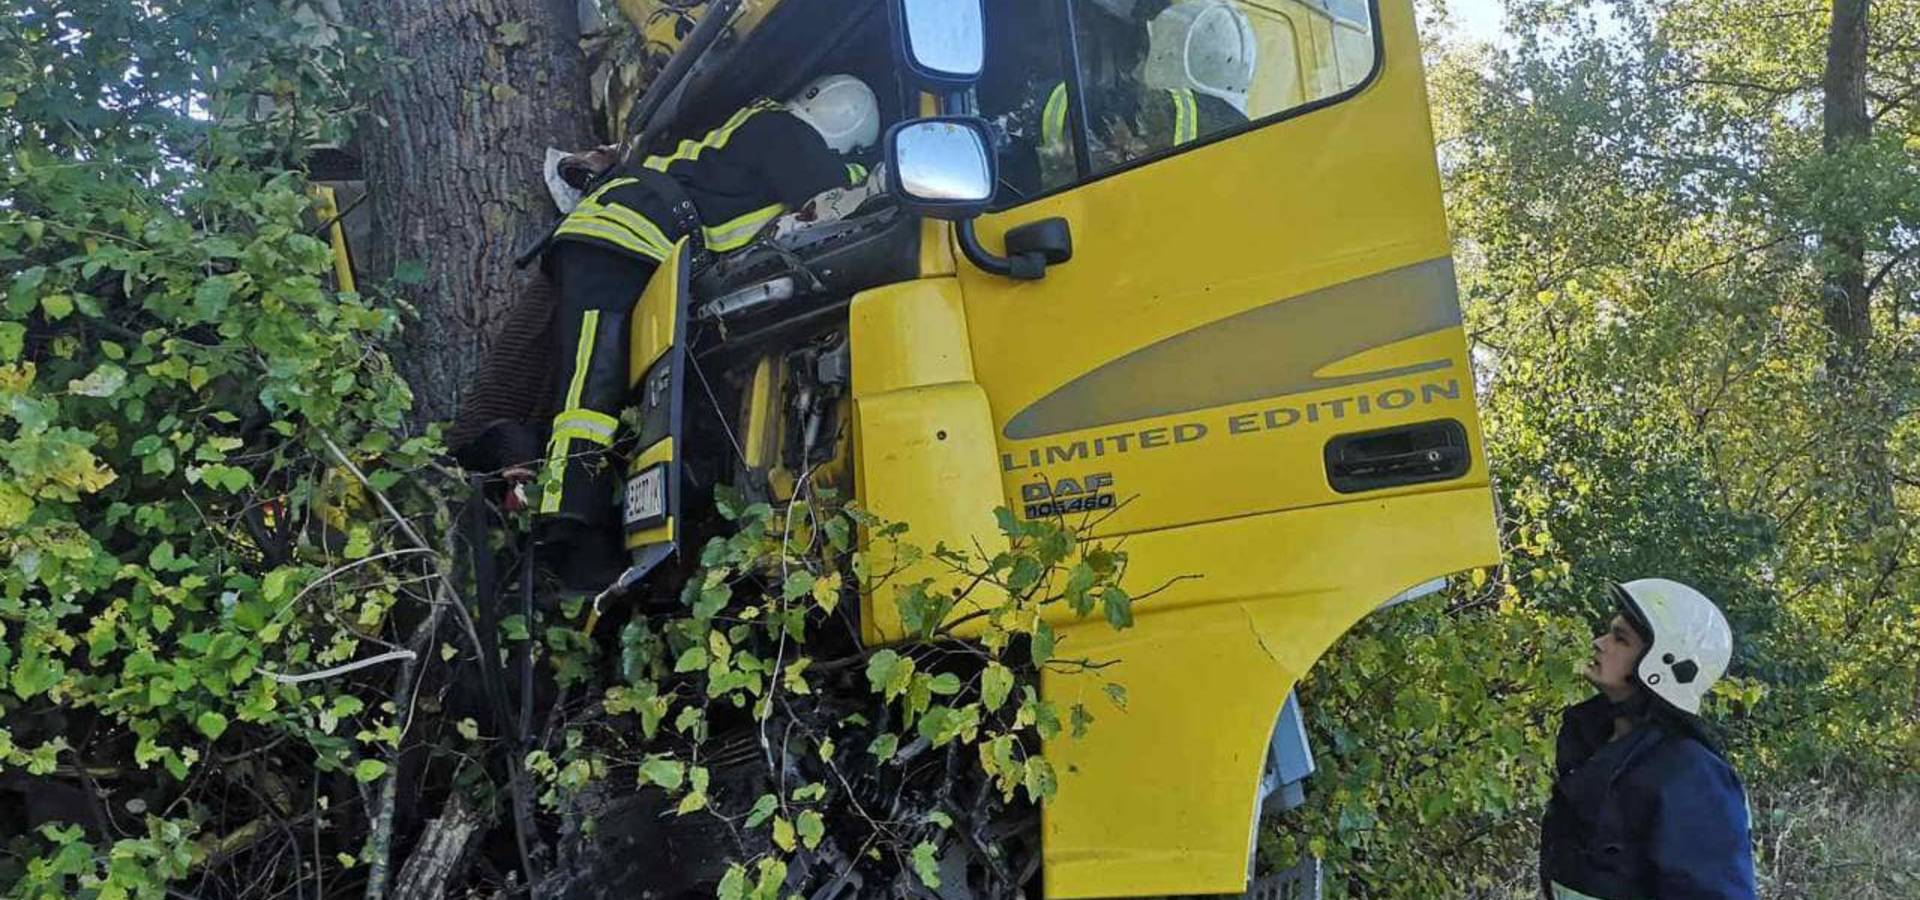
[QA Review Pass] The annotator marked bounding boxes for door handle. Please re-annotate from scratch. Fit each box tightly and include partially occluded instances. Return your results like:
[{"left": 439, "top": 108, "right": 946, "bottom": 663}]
[
  {"left": 958, "top": 218, "right": 1072, "bottom": 280},
  {"left": 1324, "top": 420, "right": 1470, "bottom": 493},
  {"left": 1005, "top": 217, "right": 1073, "bottom": 265}
]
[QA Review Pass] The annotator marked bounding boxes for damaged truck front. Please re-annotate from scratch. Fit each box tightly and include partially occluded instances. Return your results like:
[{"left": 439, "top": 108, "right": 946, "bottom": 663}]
[{"left": 593, "top": 0, "right": 1497, "bottom": 895}]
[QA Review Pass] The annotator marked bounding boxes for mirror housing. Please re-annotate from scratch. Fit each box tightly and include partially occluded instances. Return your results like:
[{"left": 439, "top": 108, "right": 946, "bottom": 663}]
[
  {"left": 889, "top": 0, "right": 985, "bottom": 89},
  {"left": 884, "top": 117, "right": 997, "bottom": 221}
]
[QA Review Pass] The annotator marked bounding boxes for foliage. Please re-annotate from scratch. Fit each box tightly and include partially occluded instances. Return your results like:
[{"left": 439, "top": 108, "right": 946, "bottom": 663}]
[
  {"left": 528, "top": 487, "right": 1137, "bottom": 896},
  {"left": 0, "top": 2, "right": 467, "bottom": 897},
  {"left": 1267, "top": 599, "right": 1590, "bottom": 896}
]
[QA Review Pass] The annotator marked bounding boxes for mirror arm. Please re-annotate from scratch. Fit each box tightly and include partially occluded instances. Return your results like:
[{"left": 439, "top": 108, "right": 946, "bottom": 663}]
[
  {"left": 959, "top": 220, "right": 1045, "bottom": 281},
  {"left": 938, "top": 90, "right": 977, "bottom": 117},
  {"left": 627, "top": 0, "right": 742, "bottom": 157}
]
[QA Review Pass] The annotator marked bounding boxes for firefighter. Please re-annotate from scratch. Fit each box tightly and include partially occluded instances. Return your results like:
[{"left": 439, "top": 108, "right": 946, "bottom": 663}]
[
  {"left": 1025, "top": 0, "right": 1252, "bottom": 191},
  {"left": 1540, "top": 579, "right": 1757, "bottom": 900},
  {"left": 456, "top": 73, "right": 881, "bottom": 590}
]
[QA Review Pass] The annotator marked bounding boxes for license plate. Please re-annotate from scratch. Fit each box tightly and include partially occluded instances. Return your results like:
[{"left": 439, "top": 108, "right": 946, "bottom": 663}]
[{"left": 623, "top": 465, "right": 666, "bottom": 529}]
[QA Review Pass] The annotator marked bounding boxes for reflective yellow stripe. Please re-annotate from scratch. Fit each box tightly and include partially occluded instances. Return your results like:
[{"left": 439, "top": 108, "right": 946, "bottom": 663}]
[
  {"left": 1042, "top": 82, "right": 1069, "bottom": 150},
  {"left": 581, "top": 176, "right": 640, "bottom": 204},
  {"left": 560, "top": 175, "right": 675, "bottom": 259},
  {"left": 846, "top": 163, "right": 868, "bottom": 184},
  {"left": 643, "top": 101, "right": 777, "bottom": 172},
  {"left": 571, "top": 196, "right": 674, "bottom": 254},
  {"left": 553, "top": 216, "right": 672, "bottom": 262},
  {"left": 554, "top": 409, "right": 618, "bottom": 445},
  {"left": 701, "top": 202, "right": 787, "bottom": 252},
  {"left": 1169, "top": 89, "right": 1199, "bottom": 145},
  {"left": 541, "top": 310, "right": 603, "bottom": 514}
]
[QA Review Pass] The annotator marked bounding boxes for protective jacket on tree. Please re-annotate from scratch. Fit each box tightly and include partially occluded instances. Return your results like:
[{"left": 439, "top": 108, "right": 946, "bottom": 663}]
[{"left": 1539, "top": 695, "right": 1756, "bottom": 900}]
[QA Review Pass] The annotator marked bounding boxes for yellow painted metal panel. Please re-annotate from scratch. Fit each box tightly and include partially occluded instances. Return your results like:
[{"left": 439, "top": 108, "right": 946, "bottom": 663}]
[
  {"left": 849, "top": 279, "right": 976, "bottom": 397},
  {"left": 1040, "top": 486, "right": 1499, "bottom": 897},
  {"left": 937, "top": 1, "right": 1500, "bottom": 895},
  {"left": 310, "top": 186, "right": 357, "bottom": 294},
  {"left": 919, "top": 218, "right": 955, "bottom": 278},
  {"left": 628, "top": 237, "right": 689, "bottom": 386},
  {"left": 853, "top": 383, "right": 1008, "bottom": 646},
  {"left": 624, "top": 437, "right": 677, "bottom": 550},
  {"left": 741, "top": 357, "right": 780, "bottom": 470},
  {"left": 960, "top": 0, "right": 1468, "bottom": 540}
]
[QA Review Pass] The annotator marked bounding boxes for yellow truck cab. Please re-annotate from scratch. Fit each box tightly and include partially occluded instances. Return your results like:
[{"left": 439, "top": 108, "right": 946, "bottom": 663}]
[{"left": 611, "top": 0, "right": 1497, "bottom": 895}]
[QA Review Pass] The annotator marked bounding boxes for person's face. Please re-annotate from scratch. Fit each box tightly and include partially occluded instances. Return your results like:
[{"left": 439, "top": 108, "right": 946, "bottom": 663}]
[{"left": 1583, "top": 614, "right": 1647, "bottom": 698}]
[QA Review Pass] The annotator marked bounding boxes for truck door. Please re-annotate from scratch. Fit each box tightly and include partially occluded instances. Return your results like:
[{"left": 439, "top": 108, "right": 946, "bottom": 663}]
[
  {"left": 969, "top": 0, "right": 1474, "bottom": 538},
  {"left": 958, "top": 0, "right": 1499, "bottom": 895}
]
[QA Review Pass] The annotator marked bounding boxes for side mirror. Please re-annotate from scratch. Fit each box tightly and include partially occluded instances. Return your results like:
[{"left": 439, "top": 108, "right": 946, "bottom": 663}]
[
  {"left": 889, "top": 0, "right": 985, "bottom": 89},
  {"left": 884, "top": 117, "right": 996, "bottom": 220}
]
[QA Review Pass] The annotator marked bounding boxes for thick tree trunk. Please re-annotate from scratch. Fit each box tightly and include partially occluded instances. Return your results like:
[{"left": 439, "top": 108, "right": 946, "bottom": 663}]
[
  {"left": 1822, "top": 0, "right": 1871, "bottom": 365},
  {"left": 1819, "top": 0, "right": 1894, "bottom": 521},
  {"left": 351, "top": 0, "right": 597, "bottom": 428}
]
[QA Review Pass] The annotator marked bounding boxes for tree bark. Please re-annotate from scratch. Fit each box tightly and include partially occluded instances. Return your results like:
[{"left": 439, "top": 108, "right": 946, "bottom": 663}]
[
  {"left": 392, "top": 793, "right": 488, "bottom": 900},
  {"left": 350, "top": 0, "right": 597, "bottom": 428},
  {"left": 1819, "top": 0, "right": 1894, "bottom": 521},
  {"left": 1822, "top": 0, "right": 1871, "bottom": 367}
]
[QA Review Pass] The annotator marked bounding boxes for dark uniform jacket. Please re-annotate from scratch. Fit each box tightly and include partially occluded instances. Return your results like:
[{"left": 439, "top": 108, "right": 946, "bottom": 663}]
[
  {"left": 553, "top": 101, "right": 867, "bottom": 262},
  {"left": 450, "top": 102, "right": 864, "bottom": 472},
  {"left": 1539, "top": 695, "right": 1757, "bottom": 900}
]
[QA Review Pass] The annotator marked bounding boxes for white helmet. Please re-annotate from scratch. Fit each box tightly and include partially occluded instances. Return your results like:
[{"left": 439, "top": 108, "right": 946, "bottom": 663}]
[
  {"left": 1142, "top": 0, "right": 1258, "bottom": 114},
  {"left": 786, "top": 74, "right": 881, "bottom": 155},
  {"left": 1613, "top": 578, "right": 1733, "bottom": 715}
]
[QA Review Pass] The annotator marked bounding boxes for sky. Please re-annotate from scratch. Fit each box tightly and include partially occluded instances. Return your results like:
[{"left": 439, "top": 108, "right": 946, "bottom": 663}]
[{"left": 1447, "top": 0, "right": 1508, "bottom": 44}]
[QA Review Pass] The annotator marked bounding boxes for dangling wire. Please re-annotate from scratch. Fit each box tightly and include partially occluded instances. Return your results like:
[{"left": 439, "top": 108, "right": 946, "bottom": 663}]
[{"left": 688, "top": 346, "right": 750, "bottom": 469}]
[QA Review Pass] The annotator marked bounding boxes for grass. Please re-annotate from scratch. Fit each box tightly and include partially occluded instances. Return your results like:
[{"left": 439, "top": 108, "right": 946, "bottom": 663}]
[
  {"left": 1749, "top": 781, "right": 1920, "bottom": 900},
  {"left": 1426, "top": 781, "right": 1920, "bottom": 899}
]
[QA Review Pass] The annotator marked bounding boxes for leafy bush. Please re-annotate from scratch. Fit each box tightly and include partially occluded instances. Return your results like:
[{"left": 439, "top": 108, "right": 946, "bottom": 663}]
[
  {"left": 0, "top": 3, "right": 451, "bottom": 896},
  {"left": 529, "top": 489, "right": 1137, "bottom": 897}
]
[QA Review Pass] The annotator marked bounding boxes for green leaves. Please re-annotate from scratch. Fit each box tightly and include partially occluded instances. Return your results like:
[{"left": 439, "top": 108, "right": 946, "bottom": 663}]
[
  {"left": 0, "top": 322, "right": 23, "bottom": 362},
  {"left": 392, "top": 259, "right": 429, "bottom": 285},
  {"left": 781, "top": 570, "right": 815, "bottom": 601},
  {"left": 909, "top": 841, "right": 941, "bottom": 888},
  {"left": 673, "top": 644, "right": 708, "bottom": 673},
  {"left": 192, "top": 274, "right": 242, "bottom": 320},
  {"left": 500, "top": 491, "right": 1131, "bottom": 894},
  {"left": 636, "top": 755, "right": 686, "bottom": 791},
  {"left": 11, "top": 652, "right": 64, "bottom": 700},
  {"left": 745, "top": 793, "right": 778, "bottom": 827},
  {"left": 795, "top": 809, "right": 825, "bottom": 849},
  {"left": 865, "top": 649, "right": 914, "bottom": 700},
  {"left": 195, "top": 711, "right": 229, "bottom": 741},
  {"left": 981, "top": 663, "right": 1014, "bottom": 712},
  {"left": 1100, "top": 585, "right": 1133, "bottom": 629}
]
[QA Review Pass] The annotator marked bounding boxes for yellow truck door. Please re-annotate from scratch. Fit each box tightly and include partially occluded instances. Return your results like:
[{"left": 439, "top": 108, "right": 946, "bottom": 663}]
[
  {"left": 623, "top": 238, "right": 696, "bottom": 573},
  {"left": 956, "top": 0, "right": 1500, "bottom": 895}
]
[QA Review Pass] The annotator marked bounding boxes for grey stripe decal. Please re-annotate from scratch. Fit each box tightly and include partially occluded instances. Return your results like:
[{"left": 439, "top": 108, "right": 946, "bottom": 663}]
[{"left": 1003, "top": 258, "right": 1463, "bottom": 440}]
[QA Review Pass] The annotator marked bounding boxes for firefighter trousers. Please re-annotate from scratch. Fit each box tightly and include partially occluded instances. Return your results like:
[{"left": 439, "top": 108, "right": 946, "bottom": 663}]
[{"left": 537, "top": 169, "right": 700, "bottom": 589}]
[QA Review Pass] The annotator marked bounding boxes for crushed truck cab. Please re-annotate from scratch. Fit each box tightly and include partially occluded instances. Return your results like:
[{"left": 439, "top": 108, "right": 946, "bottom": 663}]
[{"left": 610, "top": 0, "right": 1496, "bottom": 895}]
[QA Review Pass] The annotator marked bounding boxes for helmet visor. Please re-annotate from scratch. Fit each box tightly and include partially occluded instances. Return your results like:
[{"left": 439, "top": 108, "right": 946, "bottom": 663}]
[{"left": 1610, "top": 581, "right": 1654, "bottom": 646}]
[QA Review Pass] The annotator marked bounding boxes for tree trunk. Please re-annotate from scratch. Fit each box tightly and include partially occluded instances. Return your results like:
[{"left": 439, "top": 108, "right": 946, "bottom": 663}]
[
  {"left": 1819, "top": 0, "right": 1894, "bottom": 521},
  {"left": 350, "top": 0, "right": 597, "bottom": 428},
  {"left": 392, "top": 793, "right": 489, "bottom": 900},
  {"left": 1822, "top": 0, "right": 1871, "bottom": 366}
]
